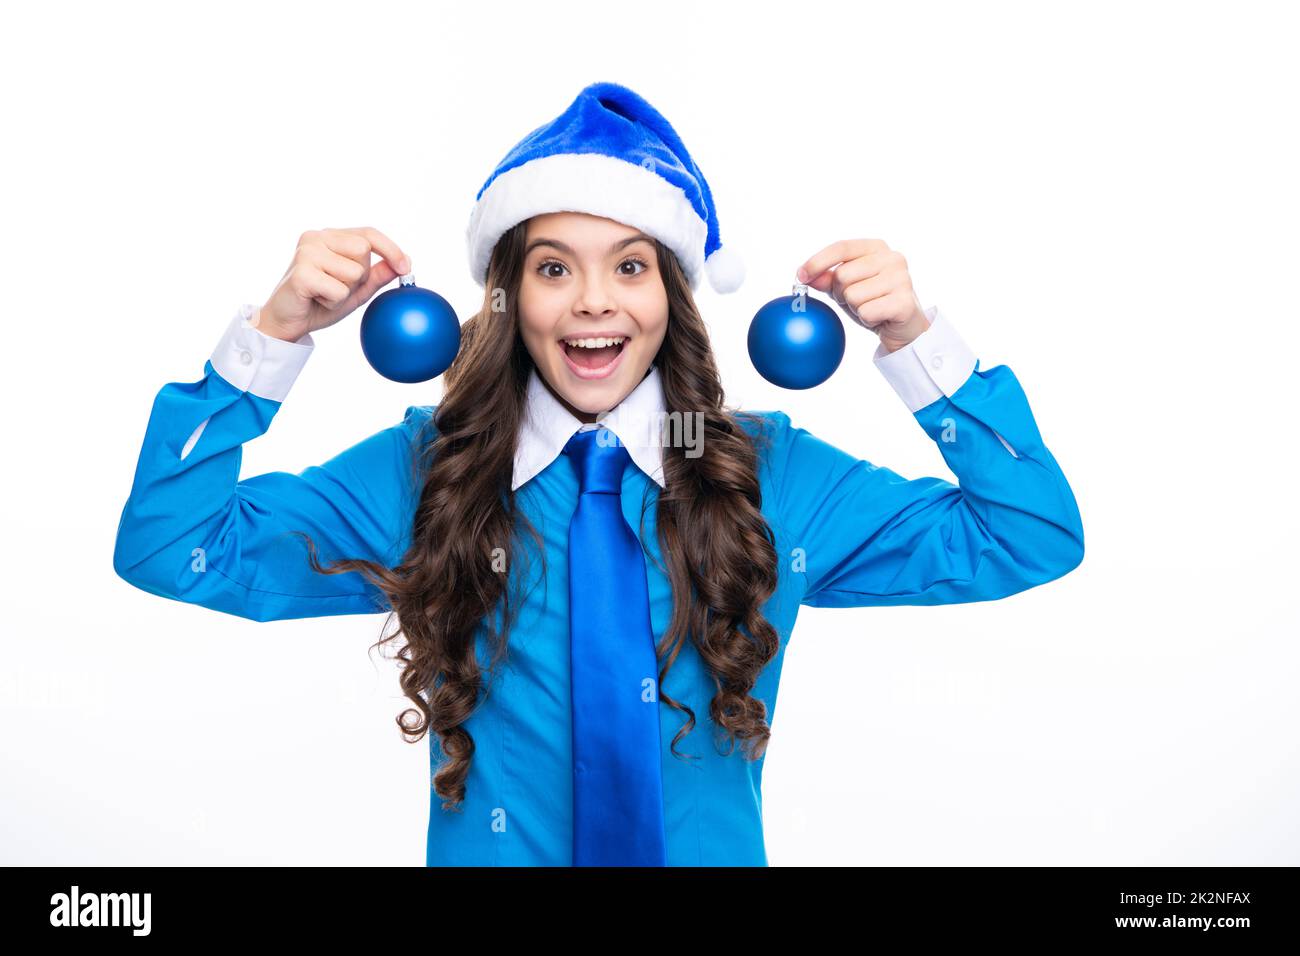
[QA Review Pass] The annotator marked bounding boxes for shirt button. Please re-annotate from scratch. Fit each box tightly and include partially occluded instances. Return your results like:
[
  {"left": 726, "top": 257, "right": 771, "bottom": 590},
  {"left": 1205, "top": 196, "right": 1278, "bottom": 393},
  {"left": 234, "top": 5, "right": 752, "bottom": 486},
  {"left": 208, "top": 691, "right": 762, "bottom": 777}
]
[
  {"left": 239, "top": 350, "right": 253, "bottom": 365},
  {"left": 931, "top": 354, "right": 944, "bottom": 370}
]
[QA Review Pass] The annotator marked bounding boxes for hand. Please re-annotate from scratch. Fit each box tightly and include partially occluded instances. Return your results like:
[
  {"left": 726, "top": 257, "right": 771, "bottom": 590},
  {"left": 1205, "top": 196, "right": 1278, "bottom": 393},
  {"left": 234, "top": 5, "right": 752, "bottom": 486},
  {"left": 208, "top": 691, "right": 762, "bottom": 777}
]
[
  {"left": 256, "top": 226, "right": 411, "bottom": 342},
  {"left": 796, "top": 239, "right": 930, "bottom": 353}
]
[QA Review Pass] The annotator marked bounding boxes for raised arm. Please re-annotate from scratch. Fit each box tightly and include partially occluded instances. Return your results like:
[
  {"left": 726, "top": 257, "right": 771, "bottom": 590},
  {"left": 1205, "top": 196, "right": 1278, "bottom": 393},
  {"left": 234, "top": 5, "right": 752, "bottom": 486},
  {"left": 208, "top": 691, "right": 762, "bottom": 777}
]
[
  {"left": 112, "top": 303, "right": 435, "bottom": 622},
  {"left": 771, "top": 306, "right": 1084, "bottom": 608}
]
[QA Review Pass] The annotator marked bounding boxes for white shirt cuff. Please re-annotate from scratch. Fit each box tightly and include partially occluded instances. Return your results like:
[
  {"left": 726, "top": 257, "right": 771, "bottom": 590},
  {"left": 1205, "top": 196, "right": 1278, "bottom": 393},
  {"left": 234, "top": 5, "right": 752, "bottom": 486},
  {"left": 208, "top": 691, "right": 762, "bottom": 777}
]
[
  {"left": 210, "top": 303, "right": 315, "bottom": 402},
  {"left": 872, "top": 305, "right": 977, "bottom": 413}
]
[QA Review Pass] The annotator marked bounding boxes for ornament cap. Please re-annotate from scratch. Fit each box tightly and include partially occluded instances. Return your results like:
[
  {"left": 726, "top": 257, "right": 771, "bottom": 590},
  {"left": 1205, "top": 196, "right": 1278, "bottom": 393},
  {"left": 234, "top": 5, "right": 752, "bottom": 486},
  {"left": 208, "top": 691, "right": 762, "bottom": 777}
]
[{"left": 399, "top": 273, "right": 416, "bottom": 287}]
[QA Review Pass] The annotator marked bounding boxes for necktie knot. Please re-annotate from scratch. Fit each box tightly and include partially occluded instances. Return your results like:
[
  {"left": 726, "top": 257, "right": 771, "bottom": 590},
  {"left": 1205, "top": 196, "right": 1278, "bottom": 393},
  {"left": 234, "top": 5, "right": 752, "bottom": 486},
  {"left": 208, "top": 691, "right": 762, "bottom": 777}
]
[{"left": 563, "top": 427, "right": 631, "bottom": 495}]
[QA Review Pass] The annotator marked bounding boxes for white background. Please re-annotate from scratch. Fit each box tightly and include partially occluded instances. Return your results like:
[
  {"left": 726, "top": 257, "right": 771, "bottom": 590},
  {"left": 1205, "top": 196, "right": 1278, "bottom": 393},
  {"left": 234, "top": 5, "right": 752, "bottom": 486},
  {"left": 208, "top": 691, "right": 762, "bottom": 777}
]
[{"left": 2, "top": 0, "right": 1296, "bottom": 866}]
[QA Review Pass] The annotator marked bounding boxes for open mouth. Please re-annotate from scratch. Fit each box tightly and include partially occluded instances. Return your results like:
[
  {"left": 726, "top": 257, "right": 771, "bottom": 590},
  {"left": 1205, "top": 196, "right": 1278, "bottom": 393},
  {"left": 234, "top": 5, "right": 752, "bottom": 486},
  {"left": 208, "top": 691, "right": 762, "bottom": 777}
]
[{"left": 559, "top": 335, "right": 630, "bottom": 380}]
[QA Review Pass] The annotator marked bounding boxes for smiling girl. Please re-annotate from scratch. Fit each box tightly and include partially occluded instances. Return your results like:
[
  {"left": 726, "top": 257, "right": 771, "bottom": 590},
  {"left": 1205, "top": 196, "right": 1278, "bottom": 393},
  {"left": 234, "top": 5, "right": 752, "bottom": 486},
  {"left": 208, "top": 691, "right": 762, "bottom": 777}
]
[{"left": 113, "top": 81, "right": 1084, "bottom": 866}]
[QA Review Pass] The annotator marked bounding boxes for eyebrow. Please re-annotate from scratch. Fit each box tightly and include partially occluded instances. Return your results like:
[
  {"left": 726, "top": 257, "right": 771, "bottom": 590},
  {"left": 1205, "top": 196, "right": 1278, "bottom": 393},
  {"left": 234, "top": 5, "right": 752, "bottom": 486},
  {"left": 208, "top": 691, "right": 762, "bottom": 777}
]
[{"left": 524, "top": 233, "right": 655, "bottom": 258}]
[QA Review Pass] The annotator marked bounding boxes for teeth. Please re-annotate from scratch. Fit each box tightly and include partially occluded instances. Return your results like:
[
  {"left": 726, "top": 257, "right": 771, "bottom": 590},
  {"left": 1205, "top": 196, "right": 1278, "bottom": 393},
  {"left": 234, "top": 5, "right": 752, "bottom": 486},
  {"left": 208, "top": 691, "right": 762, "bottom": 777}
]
[{"left": 563, "top": 336, "right": 626, "bottom": 349}]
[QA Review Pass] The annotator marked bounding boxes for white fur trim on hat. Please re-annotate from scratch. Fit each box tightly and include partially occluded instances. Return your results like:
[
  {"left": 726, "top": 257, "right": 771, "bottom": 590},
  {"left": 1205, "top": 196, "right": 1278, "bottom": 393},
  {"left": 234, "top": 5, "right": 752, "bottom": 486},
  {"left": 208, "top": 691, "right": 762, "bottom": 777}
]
[{"left": 466, "top": 152, "right": 709, "bottom": 291}]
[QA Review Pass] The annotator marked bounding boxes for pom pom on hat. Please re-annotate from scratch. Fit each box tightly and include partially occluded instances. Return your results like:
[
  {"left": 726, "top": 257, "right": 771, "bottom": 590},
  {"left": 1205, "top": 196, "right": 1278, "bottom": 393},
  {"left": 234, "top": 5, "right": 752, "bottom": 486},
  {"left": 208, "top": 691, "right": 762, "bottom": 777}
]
[{"left": 704, "top": 244, "right": 746, "bottom": 295}]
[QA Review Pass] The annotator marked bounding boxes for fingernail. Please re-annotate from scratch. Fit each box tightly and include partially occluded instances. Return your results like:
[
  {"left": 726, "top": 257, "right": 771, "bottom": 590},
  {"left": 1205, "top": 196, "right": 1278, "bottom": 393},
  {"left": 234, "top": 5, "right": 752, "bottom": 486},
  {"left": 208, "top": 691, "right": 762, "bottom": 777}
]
[
  {"left": 796, "top": 267, "right": 808, "bottom": 282},
  {"left": 400, "top": 257, "right": 411, "bottom": 273}
]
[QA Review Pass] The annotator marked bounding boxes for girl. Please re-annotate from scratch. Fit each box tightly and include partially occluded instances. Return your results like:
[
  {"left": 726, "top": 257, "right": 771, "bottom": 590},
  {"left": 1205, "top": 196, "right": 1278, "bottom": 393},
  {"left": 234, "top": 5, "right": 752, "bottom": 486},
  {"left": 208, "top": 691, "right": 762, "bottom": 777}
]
[{"left": 113, "top": 82, "right": 1084, "bottom": 866}]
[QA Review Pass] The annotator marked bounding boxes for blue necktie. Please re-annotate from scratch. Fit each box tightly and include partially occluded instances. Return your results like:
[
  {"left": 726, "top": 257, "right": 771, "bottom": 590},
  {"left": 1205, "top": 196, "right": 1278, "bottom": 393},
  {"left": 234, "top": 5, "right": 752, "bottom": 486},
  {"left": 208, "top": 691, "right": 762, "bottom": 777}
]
[{"left": 562, "top": 426, "right": 668, "bottom": 867}]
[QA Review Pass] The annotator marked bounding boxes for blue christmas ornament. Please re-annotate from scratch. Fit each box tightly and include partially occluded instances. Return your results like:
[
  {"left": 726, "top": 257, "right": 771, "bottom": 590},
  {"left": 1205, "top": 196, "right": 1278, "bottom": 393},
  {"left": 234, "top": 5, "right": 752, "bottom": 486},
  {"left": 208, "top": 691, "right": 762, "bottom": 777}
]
[
  {"left": 360, "top": 273, "right": 460, "bottom": 383},
  {"left": 747, "top": 283, "right": 845, "bottom": 389}
]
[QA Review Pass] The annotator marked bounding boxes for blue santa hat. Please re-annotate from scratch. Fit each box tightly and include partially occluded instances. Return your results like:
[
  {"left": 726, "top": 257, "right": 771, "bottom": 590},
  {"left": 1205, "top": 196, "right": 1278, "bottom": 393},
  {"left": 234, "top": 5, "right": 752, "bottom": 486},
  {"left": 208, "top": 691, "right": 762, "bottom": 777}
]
[{"left": 466, "top": 81, "right": 745, "bottom": 295}]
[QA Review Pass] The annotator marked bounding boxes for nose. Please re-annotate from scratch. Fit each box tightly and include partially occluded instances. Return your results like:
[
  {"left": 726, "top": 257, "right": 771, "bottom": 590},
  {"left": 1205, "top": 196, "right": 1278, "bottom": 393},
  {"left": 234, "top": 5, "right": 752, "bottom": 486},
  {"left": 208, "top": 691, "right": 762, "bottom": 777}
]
[{"left": 573, "top": 275, "right": 618, "bottom": 317}]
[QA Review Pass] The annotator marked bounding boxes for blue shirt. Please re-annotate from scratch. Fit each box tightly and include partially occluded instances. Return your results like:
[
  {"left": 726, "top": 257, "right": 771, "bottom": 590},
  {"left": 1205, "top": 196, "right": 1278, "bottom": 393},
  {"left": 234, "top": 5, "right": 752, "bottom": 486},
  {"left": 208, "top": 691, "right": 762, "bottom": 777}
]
[{"left": 113, "top": 302, "right": 1084, "bottom": 865}]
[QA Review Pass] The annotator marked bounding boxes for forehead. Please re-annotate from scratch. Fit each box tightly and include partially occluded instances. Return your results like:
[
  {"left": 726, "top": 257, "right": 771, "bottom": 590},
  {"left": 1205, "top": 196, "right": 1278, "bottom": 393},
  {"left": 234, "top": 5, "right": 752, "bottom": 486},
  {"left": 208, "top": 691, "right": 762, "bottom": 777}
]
[{"left": 525, "top": 211, "right": 643, "bottom": 240}]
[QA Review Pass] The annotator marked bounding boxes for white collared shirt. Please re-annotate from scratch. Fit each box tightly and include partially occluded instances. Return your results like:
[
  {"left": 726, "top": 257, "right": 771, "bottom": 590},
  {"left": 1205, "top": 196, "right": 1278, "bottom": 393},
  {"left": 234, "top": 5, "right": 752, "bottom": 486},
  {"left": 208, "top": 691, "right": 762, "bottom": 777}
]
[{"left": 512, "top": 362, "right": 671, "bottom": 492}]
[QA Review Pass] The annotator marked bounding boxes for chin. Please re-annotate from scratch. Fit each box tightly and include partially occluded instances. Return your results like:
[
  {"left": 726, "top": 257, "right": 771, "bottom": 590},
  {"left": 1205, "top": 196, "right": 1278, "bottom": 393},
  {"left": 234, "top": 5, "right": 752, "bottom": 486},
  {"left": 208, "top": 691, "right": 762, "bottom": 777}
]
[
  {"left": 555, "top": 364, "right": 636, "bottom": 410},
  {"left": 550, "top": 354, "right": 646, "bottom": 413}
]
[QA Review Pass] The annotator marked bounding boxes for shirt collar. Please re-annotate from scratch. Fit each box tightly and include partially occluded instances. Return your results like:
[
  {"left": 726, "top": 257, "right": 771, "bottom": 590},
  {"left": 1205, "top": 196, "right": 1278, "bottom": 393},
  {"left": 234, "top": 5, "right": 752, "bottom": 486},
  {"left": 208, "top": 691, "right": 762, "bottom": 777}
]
[{"left": 513, "top": 363, "right": 668, "bottom": 492}]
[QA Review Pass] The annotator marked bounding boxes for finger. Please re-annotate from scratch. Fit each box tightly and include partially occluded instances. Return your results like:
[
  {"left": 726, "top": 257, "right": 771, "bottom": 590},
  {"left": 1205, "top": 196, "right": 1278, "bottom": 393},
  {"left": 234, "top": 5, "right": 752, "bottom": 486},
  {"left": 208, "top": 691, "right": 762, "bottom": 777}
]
[
  {"left": 804, "top": 266, "right": 838, "bottom": 294},
  {"left": 796, "top": 238, "right": 887, "bottom": 285},
  {"left": 825, "top": 254, "right": 887, "bottom": 308},
  {"left": 826, "top": 251, "right": 889, "bottom": 290},
  {"left": 316, "top": 228, "right": 370, "bottom": 267},
  {"left": 350, "top": 225, "right": 411, "bottom": 275},
  {"left": 308, "top": 245, "right": 367, "bottom": 287},
  {"left": 841, "top": 274, "right": 894, "bottom": 325},
  {"left": 353, "top": 258, "right": 398, "bottom": 303},
  {"left": 299, "top": 265, "right": 351, "bottom": 307},
  {"left": 854, "top": 290, "right": 915, "bottom": 329},
  {"left": 797, "top": 240, "right": 856, "bottom": 286}
]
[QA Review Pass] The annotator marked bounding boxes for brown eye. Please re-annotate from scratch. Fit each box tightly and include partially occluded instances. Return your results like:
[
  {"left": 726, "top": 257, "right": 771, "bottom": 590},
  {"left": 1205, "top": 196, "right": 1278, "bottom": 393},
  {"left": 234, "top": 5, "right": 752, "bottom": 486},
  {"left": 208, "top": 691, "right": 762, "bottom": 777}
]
[
  {"left": 620, "top": 256, "right": 649, "bottom": 276},
  {"left": 537, "top": 259, "right": 568, "bottom": 279}
]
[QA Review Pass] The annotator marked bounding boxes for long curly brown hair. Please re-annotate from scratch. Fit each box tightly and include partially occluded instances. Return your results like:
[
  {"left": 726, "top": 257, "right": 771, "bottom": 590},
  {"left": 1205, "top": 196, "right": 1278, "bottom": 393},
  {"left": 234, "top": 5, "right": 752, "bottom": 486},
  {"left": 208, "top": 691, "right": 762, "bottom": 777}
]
[{"left": 297, "top": 220, "right": 781, "bottom": 811}]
